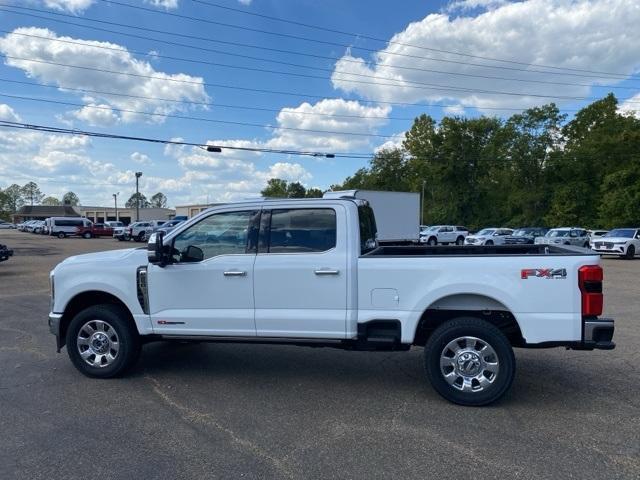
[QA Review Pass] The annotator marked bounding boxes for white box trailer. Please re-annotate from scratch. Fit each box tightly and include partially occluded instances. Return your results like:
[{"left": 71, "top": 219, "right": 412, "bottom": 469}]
[{"left": 324, "top": 190, "right": 420, "bottom": 244}]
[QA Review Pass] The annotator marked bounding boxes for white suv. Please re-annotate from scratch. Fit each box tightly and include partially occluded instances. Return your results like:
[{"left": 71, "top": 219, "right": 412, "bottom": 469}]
[
  {"left": 419, "top": 225, "right": 469, "bottom": 245},
  {"left": 591, "top": 228, "right": 640, "bottom": 259},
  {"left": 535, "top": 228, "right": 590, "bottom": 247},
  {"left": 464, "top": 228, "right": 513, "bottom": 246}
]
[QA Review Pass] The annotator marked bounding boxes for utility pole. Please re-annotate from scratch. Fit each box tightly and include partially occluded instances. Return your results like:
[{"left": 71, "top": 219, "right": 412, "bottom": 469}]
[
  {"left": 135, "top": 172, "right": 143, "bottom": 222},
  {"left": 420, "top": 179, "right": 426, "bottom": 225},
  {"left": 113, "top": 192, "right": 119, "bottom": 221}
]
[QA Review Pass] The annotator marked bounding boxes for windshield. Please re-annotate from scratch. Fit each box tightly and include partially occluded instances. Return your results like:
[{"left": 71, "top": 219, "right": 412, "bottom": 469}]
[
  {"left": 476, "top": 229, "right": 495, "bottom": 236},
  {"left": 605, "top": 229, "right": 636, "bottom": 238},
  {"left": 422, "top": 226, "right": 439, "bottom": 232},
  {"left": 547, "top": 230, "right": 569, "bottom": 237},
  {"left": 512, "top": 229, "right": 534, "bottom": 236}
]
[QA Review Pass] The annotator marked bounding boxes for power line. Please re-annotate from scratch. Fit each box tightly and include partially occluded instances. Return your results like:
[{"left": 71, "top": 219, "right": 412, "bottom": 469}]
[
  {"left": 5, "top": 54, "right": 639, "bottom": 106},
  {"left": 1, "top": 4, "right": 636, "bottom": 82},
  {"left": 0, "top": 77, "right": 589, "bottom": 116},
  {"left": 3, "top": 28, "right": 638, "bottom": 93},
  {"left": 0, "top": 92, "right": 396, "bottom": 138},
  {"left": 97, "top": 0, "right": 640, "bottom": 80},
  {"left": 191, "top": 0, "right": 640, "bottom": 78},
  {"left": 0, "top": 120, "right": 375, "bottom": 158}
]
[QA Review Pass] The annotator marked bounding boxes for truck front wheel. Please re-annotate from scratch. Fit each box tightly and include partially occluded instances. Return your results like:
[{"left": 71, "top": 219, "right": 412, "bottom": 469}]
[
  {"left": 66, "top": 304, "right": 141, "bottom": 378},
  {"left": 424, "top": 317, "right": 515, "bottom": 406}
]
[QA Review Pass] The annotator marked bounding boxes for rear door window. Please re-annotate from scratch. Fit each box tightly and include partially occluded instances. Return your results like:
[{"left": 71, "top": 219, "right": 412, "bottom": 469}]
[{"left": 267, "top": 209, "right": 336, "bottom": 253}]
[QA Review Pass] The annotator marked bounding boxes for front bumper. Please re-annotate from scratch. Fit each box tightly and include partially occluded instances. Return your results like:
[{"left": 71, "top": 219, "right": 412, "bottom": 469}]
[
  {"left": 592, "top": 246, "right": 626, "bottom": 255},
  {"left": 48, "top": 312, "right": 64, "bottom": 352}
]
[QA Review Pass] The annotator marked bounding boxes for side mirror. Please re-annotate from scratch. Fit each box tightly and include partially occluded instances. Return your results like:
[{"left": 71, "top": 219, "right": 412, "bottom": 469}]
[
  {"left": 184, "top": 245, "right": 204, "bottom": 262},
  {"left": 147, "top": 231, "right": 167, "bottom": 266}
]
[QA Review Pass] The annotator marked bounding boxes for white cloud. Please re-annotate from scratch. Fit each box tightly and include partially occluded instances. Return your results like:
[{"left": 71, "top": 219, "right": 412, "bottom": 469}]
[
  {"left": 71, "top": 103, "right": 119, "bottom": 126},
  {"left": 446, "top": 0, "right": 508, "bottom": 12},
  {"left": 0, "top": 27, "right": 209, "bottom": 124},
  {"left": 42, "top": 0, "right": 94, "bottom": 14},
  {"left": 331, "top": 0, "right": 640, "bottom": 113},
  {"left": 237, "top": 0, "right": 252, "bottom": 5},
  {"left": 375, "top": 131, "right": 407, "bottom": 153},
  {"left": 618, "top": 94, "right": 640, "bottom": 118},
  {"left": 144, "top": 0, "right": 179, "bottom": 9},
  {"left": 0, "top": 104, "right": 21, "bottom": 122},
  {"left": 130, "top": 152, "right": 152, "bottom": 165}
]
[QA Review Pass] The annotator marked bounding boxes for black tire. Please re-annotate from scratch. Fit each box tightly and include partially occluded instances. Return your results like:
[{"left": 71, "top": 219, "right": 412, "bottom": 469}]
[
  {"left": 66, "top": 304, "right": 141, "bottom": 378},
  {"left": 583, "top": 242, "right": 589, "bottom": 248},
  {"left": 455, "top": 236, "right": 464, "bottom": 245},
  {"left": 83, "top": 232, "right": 92, "bottom": 239},
  {"left": 135, "top": 232, "right": 146, "bottom": 242},
  {"left": 624, "top": 244, "right": 635, "bottom": 260},
  {"left": 57, "top": 232, "right": 66, "bottom": 239},
  {"left": 485, "top": 240, "right": 494, "bottom": 246},
  {"left": 117, "top": 237, "right": 125, "bottom": 242},
  {"left": 427, "top": 237, "right": 437, "bottom": 246},
  {"left": 424, "top": 317, "right": 515, "bottom": 406}
]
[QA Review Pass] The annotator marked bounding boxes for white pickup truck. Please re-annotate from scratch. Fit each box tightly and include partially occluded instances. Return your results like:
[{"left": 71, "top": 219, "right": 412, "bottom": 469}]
[{"left": 48, "top": 196, "right": 615, "bottom": 405}]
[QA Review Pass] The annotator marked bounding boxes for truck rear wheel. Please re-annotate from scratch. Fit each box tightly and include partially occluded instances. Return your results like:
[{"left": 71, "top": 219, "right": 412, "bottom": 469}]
[
  {"left": 66, "top": 304, "right": 141, "bottom": 378},
  {"left": 424, "top": 317, "right": 515, "bottom": 406},
  {"left": 83, "top": 232, "right": 92, "bottom": 239}
]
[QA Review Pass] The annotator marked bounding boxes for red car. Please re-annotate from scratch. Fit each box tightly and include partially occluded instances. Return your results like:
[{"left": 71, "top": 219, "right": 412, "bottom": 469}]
[{"left": 76, "top": 223, "right": 114, "bottom": 239}]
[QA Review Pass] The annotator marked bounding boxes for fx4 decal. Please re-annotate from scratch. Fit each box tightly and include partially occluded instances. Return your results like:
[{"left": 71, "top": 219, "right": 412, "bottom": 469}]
[{"left": 521, "top": 268, "right": 567, "bottom": 279}]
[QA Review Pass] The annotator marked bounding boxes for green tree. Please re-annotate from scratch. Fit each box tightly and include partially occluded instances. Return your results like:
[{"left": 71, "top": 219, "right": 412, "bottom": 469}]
[
  {"left": 305, "top": 187, "right": 323, "bottom": 198},
  {"left": 62, "top": 191, "right": 80, "bottom": 206},
  {"left": 150, "top": 192, "right": 168, "bottom": 208},
  {"left": 42, "top": 196, "right": 61, "bottom": 206},
  {"left": 125, "top": 192, "right": 149, "bottom": 208},
  {"left": 21, "top": 181, "right": 44, "bottom": 206},
  {"left": 286, "top": 182, "right": 306, "bottom": 198},
  {"left": 598, "top": 165, "right": 640, "bottom": 228},
  {"left": 1, "top": 184, "right": 24, "bottom": 212},
  {"left": 261, "top": 178, "right": 289, "bottom": 198}
]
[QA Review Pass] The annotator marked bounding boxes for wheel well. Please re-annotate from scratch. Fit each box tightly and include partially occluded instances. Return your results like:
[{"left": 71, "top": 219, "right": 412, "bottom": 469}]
[
  {"left": 413, "top": 309, "right": 525, "bottom": 347},
  {"left": 59, "top": 291, "right": 135, "bottom": 348}
]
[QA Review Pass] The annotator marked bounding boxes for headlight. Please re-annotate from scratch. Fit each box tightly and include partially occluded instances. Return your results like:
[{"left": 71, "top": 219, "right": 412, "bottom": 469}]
[{"left": 613, "top": 241, "right": 627, "bottom": 245}]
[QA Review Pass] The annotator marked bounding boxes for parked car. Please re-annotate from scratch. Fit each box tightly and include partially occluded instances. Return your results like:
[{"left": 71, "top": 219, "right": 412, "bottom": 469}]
[
  {"left": 535, "top": 228, "right": 590, "bottom": 248},
  {"left": 48, "top": 196, "right": 615, "bottom": 406},
  {"left": 155, "top": 219, "right": 184, "bottom": 236},
  {"left": 0, "top": 221, "right": 16, "bottom": 229},
  {"left": 126, "top": 221, "right": 154, "bottom": 242},
  {"left": 47, "top": 217, "right": 92, "bottom": 238},
  {"left": 32, "top": 220, "right": 46, "bottom": 234},
  {"left": 464, "top": 228, "right": 514, "bottom": 246},
  {"left": 17, "top": 220, "right": 35, "bottom": 231},
  {"left": 76, "top": 223, "right": 115, "bottom": 239},
  {"left": 26, "top": 220, "right": 44, "bottom": 233},
  {"left": 104, "top": 221, "right": 124, "bottom": 229},
  {"left": 504, "top": 227, "right": 549, "bottom": 245},
  {"left": 419, "top": 225, "right": 469, "bottom": 245},
  {"left": 0, "top": 243, "right": 13, "bottom": 262},
  {"left": 591, "top": 228, "right": 640, "bottom": 259},
  {"left": 588, "top": 229, "right": 609, "bottom": 240}
]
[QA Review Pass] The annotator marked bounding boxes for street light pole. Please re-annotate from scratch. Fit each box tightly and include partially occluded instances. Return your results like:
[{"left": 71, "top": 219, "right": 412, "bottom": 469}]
[
  {"left": 135, "top": 172, "right": 142, "bottom": 222},
  {"left": 113, "top": 192, "right": 119, "bottom": 221},
  {"left": 420, "top": 180, "right": 426, "bottom": 225}
]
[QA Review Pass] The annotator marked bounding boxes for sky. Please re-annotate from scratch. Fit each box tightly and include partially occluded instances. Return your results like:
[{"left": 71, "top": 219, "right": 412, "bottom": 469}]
[{"left": 1, "top": 0, "right": 639, "bottom": 207}]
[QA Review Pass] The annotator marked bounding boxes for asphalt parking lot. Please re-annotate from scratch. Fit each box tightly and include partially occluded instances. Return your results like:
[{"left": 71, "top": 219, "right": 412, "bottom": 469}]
[{"left": 0, "top": 229, "right": 639, "bottom": 480}]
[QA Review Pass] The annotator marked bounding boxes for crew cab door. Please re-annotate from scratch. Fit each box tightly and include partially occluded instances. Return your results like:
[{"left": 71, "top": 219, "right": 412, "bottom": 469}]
[
  {"left": 253, "top": 205, "right": 348, "bottom": 338},
  {"left": 147, "top": 209, "right": 260, "bottom": 336}
]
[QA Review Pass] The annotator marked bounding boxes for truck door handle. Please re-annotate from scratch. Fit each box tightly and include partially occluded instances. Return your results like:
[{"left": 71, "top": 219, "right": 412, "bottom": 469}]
[
  {"left": 314, "top": 269, "right": 340, "bottom": 275},
  {"left": 223, "top": 270, "right": 247, "bottom": 276}
]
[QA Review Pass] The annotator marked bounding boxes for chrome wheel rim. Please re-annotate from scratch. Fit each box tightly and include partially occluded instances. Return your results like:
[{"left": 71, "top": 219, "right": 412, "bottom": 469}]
[
  {"left": 77, "top": 320, "right": 120, "bottom": 368},
  {"left": 440, "top": 336, "right": 499, "bottom": 393}
]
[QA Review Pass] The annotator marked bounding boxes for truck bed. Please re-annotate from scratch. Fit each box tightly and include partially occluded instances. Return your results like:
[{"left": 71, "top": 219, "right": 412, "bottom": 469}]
[{"left": 364, "top": 244, "right": 595, "bottom": 257}]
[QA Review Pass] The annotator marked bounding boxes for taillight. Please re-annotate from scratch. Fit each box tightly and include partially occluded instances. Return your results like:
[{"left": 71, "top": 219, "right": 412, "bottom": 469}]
[{"left": 578, "top": 265, "right": 603, "bottom": 316}]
